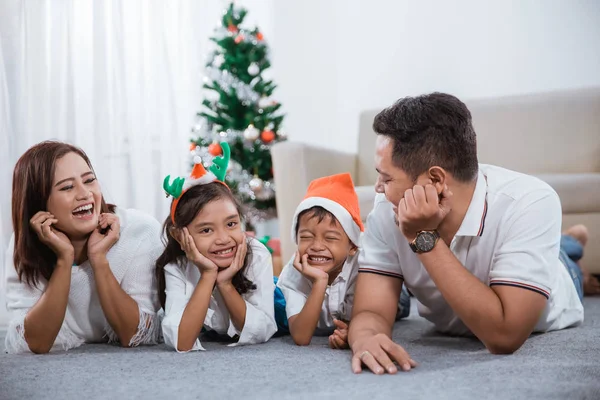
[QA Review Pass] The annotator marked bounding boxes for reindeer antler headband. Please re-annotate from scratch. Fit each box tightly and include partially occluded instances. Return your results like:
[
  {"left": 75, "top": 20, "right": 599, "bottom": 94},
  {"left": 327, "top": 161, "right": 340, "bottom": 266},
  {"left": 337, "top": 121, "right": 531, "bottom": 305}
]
[{"left": 163, "top": 142, "right": 231, "bottom": 224}]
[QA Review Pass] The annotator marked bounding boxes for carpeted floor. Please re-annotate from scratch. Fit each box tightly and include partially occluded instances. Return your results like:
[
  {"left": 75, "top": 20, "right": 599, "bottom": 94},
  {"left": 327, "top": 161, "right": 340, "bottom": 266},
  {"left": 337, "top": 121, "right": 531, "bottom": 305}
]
[{"left": 1, "top": 298, "right": 599, "bottom": 400}]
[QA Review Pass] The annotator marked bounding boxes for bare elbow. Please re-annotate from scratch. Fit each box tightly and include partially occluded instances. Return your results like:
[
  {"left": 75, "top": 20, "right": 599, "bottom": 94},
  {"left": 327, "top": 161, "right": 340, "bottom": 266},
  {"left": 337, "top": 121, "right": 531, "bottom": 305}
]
[
  {"left": 29, "top": 343, "right": 52, "bottom": 354},
  {"left": 291, "top": 333, "right": 312, "bottom": 346},
  {"left": 486, "top": 338, "right": 524, "bottom": 355}
]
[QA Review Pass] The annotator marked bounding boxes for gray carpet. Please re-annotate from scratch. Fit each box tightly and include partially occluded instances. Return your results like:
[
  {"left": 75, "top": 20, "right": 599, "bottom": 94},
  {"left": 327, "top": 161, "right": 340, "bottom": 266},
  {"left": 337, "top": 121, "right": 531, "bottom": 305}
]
[{"left": 1, "top": 298, "right": 599, "bottom": 400}]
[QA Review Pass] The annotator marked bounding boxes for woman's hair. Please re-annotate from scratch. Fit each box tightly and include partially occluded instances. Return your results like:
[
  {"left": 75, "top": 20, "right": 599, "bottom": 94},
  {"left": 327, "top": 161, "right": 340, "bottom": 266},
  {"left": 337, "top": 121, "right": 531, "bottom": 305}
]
[
  {"left": 12, "top": 141, "right": 115, "bottom": 287},
  {"left": 155, "top": 182, "right": 256, "bottom": 308}
]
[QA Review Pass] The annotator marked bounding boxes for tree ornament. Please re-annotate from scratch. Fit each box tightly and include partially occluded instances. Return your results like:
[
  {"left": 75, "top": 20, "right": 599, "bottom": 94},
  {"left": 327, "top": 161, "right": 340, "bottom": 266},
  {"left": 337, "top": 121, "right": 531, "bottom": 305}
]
[
  {"left": 249, "top": 176, "right": 264, "bottom": 193},
  {"left": 234, "top": 34, "right": 244, "bottom": 44},
  {"left": 261, "top": 130, "right": 275, "bottom": 143},
  {"left": 189, "top": 142, "right": 197, "bottom": 151},
  {"left": 208, "top": 142, "right": 223, "bottom": 156},
  {"left": 247, "top": 62, "right": 260, "bottom": 76},
  {"left": 256, "top": 32, "right": 264, "bottom": 41},
  {"left": 227, "top": 24, "right": 238, "bottom": 33},
  {"left": 243, "top": 124, "right": 260, "bottom": 141}
]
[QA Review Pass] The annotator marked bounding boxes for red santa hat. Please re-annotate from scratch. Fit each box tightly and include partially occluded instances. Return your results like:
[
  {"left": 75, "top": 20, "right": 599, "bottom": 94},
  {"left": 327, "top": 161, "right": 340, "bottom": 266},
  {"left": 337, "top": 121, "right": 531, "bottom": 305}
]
[{"left": 291, "top": 173, "right": 364, "bottom": 246}]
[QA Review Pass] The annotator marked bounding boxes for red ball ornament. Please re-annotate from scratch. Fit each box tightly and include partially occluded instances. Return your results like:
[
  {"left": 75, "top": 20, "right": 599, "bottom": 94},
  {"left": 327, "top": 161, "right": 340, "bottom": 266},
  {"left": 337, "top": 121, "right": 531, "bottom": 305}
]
[
  {"left": 208, "top": 142, "right": 222, "bottom": 156},
  {"left": 227, "top": 24, "right": 238, "bottom": 33},
  {"left": 234, "top": 34, "right": 244, "bottom": 44},
  {"left": 261, "top": 130, "right": 275, "bottom": 143},
  {"left": 189, "top": 142, "right": 197, "bottom": 151},
  {"left": 256, "top": 32, "right": 264, "bottom": 41}
]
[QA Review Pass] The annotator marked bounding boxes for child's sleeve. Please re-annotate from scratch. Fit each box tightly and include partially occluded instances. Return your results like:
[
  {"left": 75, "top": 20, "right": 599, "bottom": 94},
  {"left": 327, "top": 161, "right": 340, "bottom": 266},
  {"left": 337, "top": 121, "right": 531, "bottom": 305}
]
[
  {"left": 106, "top": 221, "right": 163, "bottom": 347},
  {"left": 161, "top": 263, "right": 205, "bottom": 352},
  {"left": 229, "top": 239, "right": 277, "bottom": 346},
  {"left": 276, "top": 256, "right": 312, "bottom": 320},
  {"left": 4, "top": 235, "right": 84, "bottom": 354}
]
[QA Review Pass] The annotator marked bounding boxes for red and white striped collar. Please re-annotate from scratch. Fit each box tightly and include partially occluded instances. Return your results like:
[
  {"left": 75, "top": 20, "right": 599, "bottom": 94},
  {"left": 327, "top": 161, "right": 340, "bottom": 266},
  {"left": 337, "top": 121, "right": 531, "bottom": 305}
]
[{"left": 455, "top": 169, "right": 488, "bottom": 237}]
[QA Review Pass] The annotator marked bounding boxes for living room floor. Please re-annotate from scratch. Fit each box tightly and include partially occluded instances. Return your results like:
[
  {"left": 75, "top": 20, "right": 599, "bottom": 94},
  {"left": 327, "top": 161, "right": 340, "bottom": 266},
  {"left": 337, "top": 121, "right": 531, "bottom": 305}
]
[{"left": 1, "top": 298, "right": 599, "bottom": 400}]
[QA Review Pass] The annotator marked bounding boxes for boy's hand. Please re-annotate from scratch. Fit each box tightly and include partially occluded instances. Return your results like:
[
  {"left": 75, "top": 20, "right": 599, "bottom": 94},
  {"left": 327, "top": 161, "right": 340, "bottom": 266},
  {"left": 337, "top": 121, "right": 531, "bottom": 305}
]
[
  {"left": 293, "top": 252, "right": 329, "bottom": 284},
  {"left": 329, "top": 319, "right": 349, "bottom": 349}
]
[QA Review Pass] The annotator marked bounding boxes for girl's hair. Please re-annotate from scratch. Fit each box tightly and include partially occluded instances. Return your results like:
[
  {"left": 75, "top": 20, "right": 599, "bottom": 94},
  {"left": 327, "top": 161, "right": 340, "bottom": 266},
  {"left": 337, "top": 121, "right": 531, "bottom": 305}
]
[
  {"left": 12, "top": 141, "right": 115, "bottom": 287},
  {"left": 155, "top": 182, "right": 256, "bottom": 308}
]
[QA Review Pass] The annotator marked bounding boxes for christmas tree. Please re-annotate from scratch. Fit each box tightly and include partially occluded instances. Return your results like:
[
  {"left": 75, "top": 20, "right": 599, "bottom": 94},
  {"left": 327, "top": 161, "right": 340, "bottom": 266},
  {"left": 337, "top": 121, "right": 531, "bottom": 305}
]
[{"left": 190, "top": 2, "right": 286, "bottom": 227}]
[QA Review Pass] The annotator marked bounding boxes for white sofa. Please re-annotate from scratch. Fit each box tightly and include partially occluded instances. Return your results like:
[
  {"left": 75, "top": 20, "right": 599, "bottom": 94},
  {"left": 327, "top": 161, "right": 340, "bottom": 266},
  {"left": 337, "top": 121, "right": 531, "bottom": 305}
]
[{"left": 272, "top": 88, "right": 600, "bottom": 273}]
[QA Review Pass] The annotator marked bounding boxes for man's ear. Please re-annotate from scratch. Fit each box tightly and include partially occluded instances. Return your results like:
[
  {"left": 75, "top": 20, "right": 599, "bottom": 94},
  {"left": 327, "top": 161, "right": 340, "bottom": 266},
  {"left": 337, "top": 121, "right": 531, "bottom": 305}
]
[{"left": 428, "top": 166, "right": 447, "bottom": 195}]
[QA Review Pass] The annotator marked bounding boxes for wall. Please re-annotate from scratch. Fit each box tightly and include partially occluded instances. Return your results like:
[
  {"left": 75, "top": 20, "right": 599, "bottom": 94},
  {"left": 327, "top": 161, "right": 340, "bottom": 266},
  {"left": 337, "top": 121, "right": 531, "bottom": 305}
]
[{"left": 271, "top": 0, "right": 600, "bottom": 153}]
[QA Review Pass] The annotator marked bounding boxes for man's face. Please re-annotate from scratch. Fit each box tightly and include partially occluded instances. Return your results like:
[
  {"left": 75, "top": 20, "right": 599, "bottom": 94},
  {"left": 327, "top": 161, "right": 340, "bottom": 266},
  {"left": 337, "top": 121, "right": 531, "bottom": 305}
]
[{"left": 374, "top": 136, "right": 431, "bottom": 213}]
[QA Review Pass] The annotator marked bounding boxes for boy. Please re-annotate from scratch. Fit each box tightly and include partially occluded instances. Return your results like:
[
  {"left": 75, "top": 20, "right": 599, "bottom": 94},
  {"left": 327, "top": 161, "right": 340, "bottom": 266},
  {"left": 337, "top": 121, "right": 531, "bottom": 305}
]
[{"left": 276, "top": 173, "right": 410, "bottom": 348}]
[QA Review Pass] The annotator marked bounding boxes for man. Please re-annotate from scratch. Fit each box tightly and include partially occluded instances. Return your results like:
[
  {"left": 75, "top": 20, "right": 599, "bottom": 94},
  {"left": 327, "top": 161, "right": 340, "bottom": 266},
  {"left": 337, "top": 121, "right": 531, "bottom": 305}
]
[{"left": 348, "top": 93, "right": 585, "bottom": 375}]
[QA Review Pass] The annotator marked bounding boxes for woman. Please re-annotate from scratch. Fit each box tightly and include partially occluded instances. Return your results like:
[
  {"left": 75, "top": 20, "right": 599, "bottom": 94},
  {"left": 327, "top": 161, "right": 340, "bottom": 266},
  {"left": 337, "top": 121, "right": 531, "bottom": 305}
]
[{"left": 5, "top": 141, "right": 161, "bottom": 353}]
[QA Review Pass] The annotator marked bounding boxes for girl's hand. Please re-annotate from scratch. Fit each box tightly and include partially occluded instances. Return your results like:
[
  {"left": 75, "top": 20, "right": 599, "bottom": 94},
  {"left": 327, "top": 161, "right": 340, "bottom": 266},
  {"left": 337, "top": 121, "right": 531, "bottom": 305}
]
[
  {"left": 88, "top": 213, "right": 120, "bottom": 264},
  {"left": 216, "top": 238, "right": 248, "bottom": 287},
  {"left": 29, "top": 211, "right": 74, "bottom": 262},
  {"left": 171, "top": 227, "right": 219, "bottom": 275}
]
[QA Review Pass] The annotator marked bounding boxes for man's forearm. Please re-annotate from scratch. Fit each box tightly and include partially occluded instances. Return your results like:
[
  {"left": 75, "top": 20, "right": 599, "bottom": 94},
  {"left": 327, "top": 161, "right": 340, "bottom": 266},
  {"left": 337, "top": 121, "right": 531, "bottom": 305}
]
[
  {"left": 348, "top": 310, "right": 394, "bottom": 348},
  {"left": 417, "top": 241, "right": 514, "bottom": 346}
]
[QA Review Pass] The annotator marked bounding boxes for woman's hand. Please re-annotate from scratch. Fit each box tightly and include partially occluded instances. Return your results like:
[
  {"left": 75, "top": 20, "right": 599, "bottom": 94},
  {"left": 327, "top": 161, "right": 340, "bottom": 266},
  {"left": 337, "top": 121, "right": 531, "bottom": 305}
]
[
  {"left": 88, "top": 213, "right": 120, "bottom": 264},
  {"left": 30, "top": 211, "right": 74, "bottom": 263}
]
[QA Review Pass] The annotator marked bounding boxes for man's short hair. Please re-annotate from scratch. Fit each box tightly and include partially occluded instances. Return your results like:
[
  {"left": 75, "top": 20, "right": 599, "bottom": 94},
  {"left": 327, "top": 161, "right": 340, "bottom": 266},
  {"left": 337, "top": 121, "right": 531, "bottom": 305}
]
[{"left": 373, "top": 92, "right": 479, "bottom": 182}]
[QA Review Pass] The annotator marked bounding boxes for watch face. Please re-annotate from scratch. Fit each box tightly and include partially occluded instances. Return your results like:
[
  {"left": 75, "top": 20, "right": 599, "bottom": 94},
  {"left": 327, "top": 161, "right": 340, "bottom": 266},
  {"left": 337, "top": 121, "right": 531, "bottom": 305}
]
[{"left": 416, "top": 231, "right": 437, "bottom": 252}]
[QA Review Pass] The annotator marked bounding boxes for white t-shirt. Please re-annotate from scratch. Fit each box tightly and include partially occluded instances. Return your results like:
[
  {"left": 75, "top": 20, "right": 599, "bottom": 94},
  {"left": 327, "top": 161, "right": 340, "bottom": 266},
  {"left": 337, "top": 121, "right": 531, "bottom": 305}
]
[
  {"left": 359, "top": 164, "right": 584, "bottom": 336},
  {"left": 161, "top": 238, "right": 277, "bottom": 352},
  {"left": 276, "top": 252, "right": 359, "bottom": 335},
  {"left": 4, "top": 208, "right": 163, "bottom": 353}
]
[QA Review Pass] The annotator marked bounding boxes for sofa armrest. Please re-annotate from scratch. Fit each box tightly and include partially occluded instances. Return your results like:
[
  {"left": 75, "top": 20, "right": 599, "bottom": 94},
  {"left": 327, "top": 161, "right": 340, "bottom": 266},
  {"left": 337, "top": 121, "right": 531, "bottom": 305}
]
[
  {"left": 271, "top": 141, "right": 358, "bottom": 262},
  {"left": 534, "top": 173, "right": 600, "bottom": 214}
]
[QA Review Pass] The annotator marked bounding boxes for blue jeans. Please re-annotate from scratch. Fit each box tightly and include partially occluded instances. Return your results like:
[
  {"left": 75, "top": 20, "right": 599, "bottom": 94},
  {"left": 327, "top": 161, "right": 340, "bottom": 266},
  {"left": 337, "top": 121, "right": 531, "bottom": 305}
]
[
  {"left": 273, "top": 276, "right": 411, "bottom": 335},
  {"left": 559, "top": 235, "right": 584, "bottom": 301}
]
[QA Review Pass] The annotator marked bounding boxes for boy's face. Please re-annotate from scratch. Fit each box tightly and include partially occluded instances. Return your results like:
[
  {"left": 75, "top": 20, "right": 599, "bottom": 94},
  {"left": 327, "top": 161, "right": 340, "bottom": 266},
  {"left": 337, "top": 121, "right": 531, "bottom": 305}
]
[{"left": 297, "top": 212, "right": 356, "bottom": 276}]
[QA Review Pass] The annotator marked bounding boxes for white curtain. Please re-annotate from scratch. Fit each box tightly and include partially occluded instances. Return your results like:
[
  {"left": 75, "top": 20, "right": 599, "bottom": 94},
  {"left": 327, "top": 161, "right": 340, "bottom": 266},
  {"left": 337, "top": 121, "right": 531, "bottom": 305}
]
[{"left": 0, "top": 0, "right": 219, "bottom": 327}]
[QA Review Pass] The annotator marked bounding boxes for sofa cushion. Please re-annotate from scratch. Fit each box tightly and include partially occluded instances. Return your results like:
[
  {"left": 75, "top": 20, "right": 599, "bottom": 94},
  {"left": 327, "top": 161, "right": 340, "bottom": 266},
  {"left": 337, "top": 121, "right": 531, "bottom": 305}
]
[{"left": 535, "top": 173, "right": 600, "bottom": 214}]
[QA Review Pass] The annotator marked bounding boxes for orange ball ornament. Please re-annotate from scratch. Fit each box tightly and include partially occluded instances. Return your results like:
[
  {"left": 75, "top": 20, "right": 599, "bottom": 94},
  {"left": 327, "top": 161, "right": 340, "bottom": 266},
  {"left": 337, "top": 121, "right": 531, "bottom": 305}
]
[
  {"left": 208, "top": 142, "right": 222, "bottom": 156},
  {"left": 227, "top": 24, "right": 238, "bottom": 33},
  {"left": 261, "top": 130, "right": 275, "bottom": 143},
  {"left": 256, "top": 32, "right": 264, "bottom": 41},
  {"left": 189, "top": 142, "right": 197, "bottom": 151}
]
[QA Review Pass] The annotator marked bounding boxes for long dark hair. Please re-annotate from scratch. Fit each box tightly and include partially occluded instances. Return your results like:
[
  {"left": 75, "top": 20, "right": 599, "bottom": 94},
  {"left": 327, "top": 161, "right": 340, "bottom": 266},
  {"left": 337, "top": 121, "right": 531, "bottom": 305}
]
[
  {"left": 12, "top": 141, "right": 115, "bottom": 287},
  {"left": 155, "top": 182, "right": 256, "bottom": 308}
]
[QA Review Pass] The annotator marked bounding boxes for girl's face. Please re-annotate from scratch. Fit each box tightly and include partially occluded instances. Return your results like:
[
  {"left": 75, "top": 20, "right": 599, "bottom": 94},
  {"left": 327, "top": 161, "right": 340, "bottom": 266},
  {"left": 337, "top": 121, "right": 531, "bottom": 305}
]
[
  {"left": 187, "top": 198, "right": 245, "bottom": 268},
  {"left": 46, "top": 152, "right": 102, "bottom": 240}
]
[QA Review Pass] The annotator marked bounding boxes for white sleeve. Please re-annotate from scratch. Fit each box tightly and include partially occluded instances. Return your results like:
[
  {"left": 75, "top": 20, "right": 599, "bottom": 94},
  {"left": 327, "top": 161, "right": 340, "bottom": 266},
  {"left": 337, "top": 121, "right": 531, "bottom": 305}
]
[
  {"left": 358, "top": 197, "right": 404, "bottom": 279},
  {"left": 489, "top": 190, "right": 560, "bottom": 299},
  {"left": 229, "top": 239, "right": 277, "bottom": 346},
  {"left": 4, "top": 235, "right": 83, "bottom": 354},
  {"left": 276, "top": 256, "right": 310, "bottom": 319},
  {"left": 160, "top": 263, "right": 204, "bottom": 353},
  {"left": 105, "top": 225, "right": 163, "bottom": 346}
]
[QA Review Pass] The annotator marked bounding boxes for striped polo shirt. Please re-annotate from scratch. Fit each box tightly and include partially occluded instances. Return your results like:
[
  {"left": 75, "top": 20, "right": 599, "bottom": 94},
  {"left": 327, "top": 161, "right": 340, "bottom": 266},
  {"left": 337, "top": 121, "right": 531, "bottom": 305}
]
[{"left": 359, "top": 164, "right": 583, "bottom": 335}]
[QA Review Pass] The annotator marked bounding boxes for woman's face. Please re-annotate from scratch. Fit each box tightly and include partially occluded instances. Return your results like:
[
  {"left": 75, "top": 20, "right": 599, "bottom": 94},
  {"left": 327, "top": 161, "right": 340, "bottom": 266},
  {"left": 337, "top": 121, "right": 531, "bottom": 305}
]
[{"left": 46, "top": 152, "right": 103, "bottom": 240}]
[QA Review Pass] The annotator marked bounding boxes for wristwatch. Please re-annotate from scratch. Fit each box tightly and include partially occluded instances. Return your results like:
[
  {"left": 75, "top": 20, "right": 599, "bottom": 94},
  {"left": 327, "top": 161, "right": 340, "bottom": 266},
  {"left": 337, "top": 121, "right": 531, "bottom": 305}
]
[{"left": 409, "top": 230, "right": 440, "bottom": 253}]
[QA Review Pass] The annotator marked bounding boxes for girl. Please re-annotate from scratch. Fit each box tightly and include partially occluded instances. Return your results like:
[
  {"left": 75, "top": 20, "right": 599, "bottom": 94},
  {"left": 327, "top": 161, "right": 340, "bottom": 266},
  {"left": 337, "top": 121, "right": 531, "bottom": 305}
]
[
  {"left": 157, "top": 143, "right": 276, "bottom": 352},
  {"left": 5, "top": 141, "right": 162, "bottom": 354}
]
